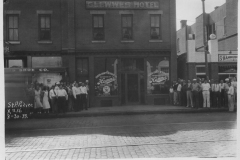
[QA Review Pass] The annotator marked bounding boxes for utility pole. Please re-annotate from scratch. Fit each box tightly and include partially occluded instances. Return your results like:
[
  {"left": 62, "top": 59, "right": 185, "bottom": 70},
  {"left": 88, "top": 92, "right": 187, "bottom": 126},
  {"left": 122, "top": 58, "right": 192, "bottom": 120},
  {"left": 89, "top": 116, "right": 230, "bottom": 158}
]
[{"left": 202, "top": 0, "right": 209, "bottom": 81}]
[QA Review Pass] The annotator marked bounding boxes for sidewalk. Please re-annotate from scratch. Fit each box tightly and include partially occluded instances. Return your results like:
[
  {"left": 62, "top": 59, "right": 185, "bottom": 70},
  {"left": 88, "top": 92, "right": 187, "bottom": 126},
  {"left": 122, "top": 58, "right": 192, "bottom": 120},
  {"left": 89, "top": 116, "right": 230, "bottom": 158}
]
[{"left": 28, "top": 105, "right": 229, "bottom": 119}]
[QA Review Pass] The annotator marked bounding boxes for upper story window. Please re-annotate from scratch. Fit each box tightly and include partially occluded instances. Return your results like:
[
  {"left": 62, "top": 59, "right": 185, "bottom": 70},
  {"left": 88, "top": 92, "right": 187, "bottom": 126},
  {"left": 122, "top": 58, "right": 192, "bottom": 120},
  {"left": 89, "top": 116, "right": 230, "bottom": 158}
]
[
  {"left": 150, "top": 15, "right": 161, "bottom": 40},
  {"left": 93, "top": 15, "right": 104, "bottom": 40},
  {"left": 7, "top": 15, "right": 19, "bottom": 41},
  {"left": 122, "top": 14, "right": 133, "bottom": 40},
  {"left": 39, "top": 14, "right": 51, "bottom": 41}
]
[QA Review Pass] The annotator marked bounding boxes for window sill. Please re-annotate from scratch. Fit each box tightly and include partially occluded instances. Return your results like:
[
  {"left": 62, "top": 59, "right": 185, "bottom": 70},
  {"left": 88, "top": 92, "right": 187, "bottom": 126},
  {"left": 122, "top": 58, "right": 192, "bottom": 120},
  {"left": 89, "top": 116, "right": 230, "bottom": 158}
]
[
  {"left": 38, "top": 40, "right": 53, "bottom": 44},
  {"left": 121, "top": 40, "right": 134, "bottom": 43},
  {"left": 92, "top": 40, "right": 106, "bottom": 43},
  {"left": 149, "top": 40, "right": 163, "bottom": 43},
  {"left": 8, "top": 41, "right": 21, "bottom": 44}
]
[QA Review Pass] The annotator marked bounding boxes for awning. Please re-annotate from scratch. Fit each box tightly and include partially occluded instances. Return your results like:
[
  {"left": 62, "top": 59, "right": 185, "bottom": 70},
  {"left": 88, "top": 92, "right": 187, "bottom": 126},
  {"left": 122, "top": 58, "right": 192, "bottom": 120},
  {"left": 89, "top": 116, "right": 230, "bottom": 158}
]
[
  {"left": 218, "top": 65, "right": 237, "bottom": 73},
  {"left": 5, "top": 67, "right": 67, "bottom": 74}
]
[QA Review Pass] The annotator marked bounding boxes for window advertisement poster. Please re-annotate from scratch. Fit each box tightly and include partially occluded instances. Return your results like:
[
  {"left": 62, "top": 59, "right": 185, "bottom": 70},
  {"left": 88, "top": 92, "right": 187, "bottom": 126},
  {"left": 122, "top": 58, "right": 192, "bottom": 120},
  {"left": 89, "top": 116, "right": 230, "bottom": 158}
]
[{"left": 95, "top": 71, "right": 118, "bottom": 96}]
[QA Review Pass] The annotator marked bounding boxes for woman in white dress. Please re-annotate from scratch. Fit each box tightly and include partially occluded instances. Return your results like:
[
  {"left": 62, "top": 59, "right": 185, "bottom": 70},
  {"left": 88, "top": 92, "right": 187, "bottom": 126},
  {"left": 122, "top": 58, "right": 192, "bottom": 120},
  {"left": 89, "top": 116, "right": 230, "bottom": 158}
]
[
  {"left": 35, "top": 85, "right": 43, "bottom": 114},
  {"left": 42, "top": 86, "right": 51, "bottom": 113}
]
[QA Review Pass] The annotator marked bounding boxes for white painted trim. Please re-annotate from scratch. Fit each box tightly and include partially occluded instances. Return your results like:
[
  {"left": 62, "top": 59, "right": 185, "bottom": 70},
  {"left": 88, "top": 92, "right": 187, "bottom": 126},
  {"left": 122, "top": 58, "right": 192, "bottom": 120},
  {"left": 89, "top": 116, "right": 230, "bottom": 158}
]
[
  {"left": 119, "top": 10, "right": 134, "bottom": 14},
  {"left": 5, "top": 10, "right": 21, "bottom": 14},
  {"left": 8, "top": 41, "right": 21, "bottom": 44},
  {"left": 148, "top": 10, "right": 163, "bottom": 14},
  {"left": 37, "top": 10, "right": 53, "bottom": 14},
  {"left": 38, "top": 41, "right": 53, "bottom": 44},
  {"left": 90, "top": 11, "right": 106, "bottom": 14},
  {"left": 149, "top": 40, "right": 163, "bottom": 43}
]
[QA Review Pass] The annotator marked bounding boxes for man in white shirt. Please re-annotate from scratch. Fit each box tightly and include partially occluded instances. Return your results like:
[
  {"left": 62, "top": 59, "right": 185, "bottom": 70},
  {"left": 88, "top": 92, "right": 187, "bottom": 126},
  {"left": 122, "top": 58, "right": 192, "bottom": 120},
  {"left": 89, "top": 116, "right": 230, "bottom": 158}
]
[
  {"left": 80, "top": 82, "right": 88, "bottom": 110},
  {"left": 224, "top": 78, "right": 230, "bottom": 108},
  {"left": 177, "top": 80, "right": 182, "bottom": 105},
  {"left": 211, "top": 80, "right": 221, "bottom": 108},
  {"left": 56, "top": 84, "right": 68, "bottom": 113},
  {"left": 72, "top": 83, "right": 81, "bottom": 112},
  {"left": 201, "top": 80, "right": 211, "bottom": 108},
  {"left": 49, "top": 85, "right": 58, "bottom": 113}
]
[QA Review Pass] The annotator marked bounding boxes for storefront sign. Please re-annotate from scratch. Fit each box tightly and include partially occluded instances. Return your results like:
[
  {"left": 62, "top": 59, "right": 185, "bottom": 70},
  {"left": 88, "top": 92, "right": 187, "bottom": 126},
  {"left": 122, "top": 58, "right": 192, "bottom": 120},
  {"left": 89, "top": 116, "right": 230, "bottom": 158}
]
[
  {"left": 86, "top": 1, "right": 159, "bottom": 9},
  {"left": 219, "top": 54, "right": 238, "bottom": 62},
  {"left": 148, "top": 70, "right": 168, "bottom": 85},
  {"left": 95, "top": 71, "right": 117, "bottom": 96},
  {"left": 5, "top": 68, "right": 67, "bottom": 73}
]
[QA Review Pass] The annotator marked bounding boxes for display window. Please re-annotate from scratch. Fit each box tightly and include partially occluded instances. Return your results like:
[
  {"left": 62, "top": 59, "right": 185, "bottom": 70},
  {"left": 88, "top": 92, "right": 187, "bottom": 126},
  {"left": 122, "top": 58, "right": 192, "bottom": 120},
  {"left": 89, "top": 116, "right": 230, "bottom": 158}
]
[
  {"left": 146, "top": 57, "right": 170, "bottom": 94},
  {"left": 94, "top": 58, "right": 118, "bottom": 96},
  {"left": 32, "top": 57, "right": 62, "bottom": 67}
]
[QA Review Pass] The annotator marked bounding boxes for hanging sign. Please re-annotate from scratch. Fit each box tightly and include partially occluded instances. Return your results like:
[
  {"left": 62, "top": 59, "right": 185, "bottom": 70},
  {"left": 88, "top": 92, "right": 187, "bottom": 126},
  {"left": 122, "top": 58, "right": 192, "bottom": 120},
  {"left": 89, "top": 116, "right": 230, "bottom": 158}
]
[
  {"left": 219, "top": 54, "right": 237, "bottom": 62},
  {"left": 86, "top": 1, "right": 159, "bottom": 9},
  {"left": 95, "top": 71, "right": 117, "bottom": 96},
  {"left": 148, "top": 70, "right": 167, "bottom": 85}
]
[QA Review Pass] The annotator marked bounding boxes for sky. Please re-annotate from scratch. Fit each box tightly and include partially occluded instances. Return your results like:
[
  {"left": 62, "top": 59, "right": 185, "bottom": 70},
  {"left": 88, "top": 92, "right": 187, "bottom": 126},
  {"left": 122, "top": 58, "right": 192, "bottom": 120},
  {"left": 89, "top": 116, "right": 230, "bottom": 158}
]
[{"left": 176, "top": 0, "right": 226, "bottom": 30}]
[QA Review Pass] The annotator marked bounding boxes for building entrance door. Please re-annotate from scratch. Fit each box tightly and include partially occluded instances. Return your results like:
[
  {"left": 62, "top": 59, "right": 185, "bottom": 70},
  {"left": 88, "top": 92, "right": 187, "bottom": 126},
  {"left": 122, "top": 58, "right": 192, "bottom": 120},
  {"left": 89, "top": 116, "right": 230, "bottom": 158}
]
[{"left": 121, "top": 73, "right": 141, "bottom": 104}]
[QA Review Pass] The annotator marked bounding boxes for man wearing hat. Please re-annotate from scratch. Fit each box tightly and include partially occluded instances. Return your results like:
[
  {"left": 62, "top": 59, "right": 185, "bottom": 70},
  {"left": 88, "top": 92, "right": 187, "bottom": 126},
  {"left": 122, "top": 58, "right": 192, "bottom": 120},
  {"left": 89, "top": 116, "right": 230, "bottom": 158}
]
[
  {"left": 201, "top": 79, "right": 211, "bottom": 108},
  {"left": 56, "top": 84, "right": 68, "bottom": 113},
  {"left": 192, "top": 79, "right": 201, "bottom": 108},
  {"left": 79, "top": 82, "right": 88, "bottom": 110}
]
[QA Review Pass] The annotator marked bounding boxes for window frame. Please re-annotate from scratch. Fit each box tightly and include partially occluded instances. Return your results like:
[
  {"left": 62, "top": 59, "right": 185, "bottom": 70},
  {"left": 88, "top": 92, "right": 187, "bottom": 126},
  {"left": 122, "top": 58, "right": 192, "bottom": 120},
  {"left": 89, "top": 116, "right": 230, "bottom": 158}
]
[
  {"left": 92, "top": 14, "right": 105, "bottom": 41},
  {"left": 150, "top": 14, "right": 162, "bottom": 40},
  {"left": 121, "top": 14, "right": 133, "bottom": 40},
  {"left": 6, "top": 14, "right": 19, "bottom": 41},
  {"left": 38, "top": 14, "right": 51, "bottom": 41}
]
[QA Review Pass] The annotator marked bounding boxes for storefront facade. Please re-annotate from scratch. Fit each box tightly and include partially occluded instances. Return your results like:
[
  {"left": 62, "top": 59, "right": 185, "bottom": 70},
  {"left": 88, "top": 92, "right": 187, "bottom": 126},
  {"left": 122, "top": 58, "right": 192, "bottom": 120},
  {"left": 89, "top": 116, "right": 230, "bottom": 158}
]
[{"left": 4, "top": 0, "right": 177, "bottom": 107}]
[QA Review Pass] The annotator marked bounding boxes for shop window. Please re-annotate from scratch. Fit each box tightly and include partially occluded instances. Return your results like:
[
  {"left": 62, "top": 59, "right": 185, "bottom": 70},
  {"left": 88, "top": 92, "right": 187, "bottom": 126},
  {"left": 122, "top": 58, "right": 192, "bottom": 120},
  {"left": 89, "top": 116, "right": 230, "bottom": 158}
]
[
  {"left": 7, "top": 15, "right": 19, "bottom": 41},
  {"left": 122, "top": 15, "right": 133, "bottom": 40},
  {"left": 94, "top": 58, "right": 118, "bottom": 96},
  {"left": 196, "top": 65, "right": 206, "bottom": 73},
  {"left": 93, "top": 15, "right": 104, "bottom": 40},
  {"left": 32, "top": 57, "right": 62, "bottom": 68},
  {"left": 121, "top": 58, "right": 144, "bottom": 72},
  {"left": 39, "top": 14, "right": 51, "bottom": 41},
  {"left": 150, "top": 15, "right": 161, "bottom": 40},
  {"left": 76, "top": 58, "right": 89, "bottom": 83},
  {"left": 8, "top": 59, "right": 23, "bottom": 68},
  {"left": 146, "top": 57, "right": 170, "bottom": 94}
]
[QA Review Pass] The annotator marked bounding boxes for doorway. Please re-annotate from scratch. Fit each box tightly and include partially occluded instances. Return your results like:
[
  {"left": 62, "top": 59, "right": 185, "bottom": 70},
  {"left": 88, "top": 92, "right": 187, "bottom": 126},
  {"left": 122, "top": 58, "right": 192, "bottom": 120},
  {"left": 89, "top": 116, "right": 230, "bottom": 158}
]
[{"left": 121, "top": 73, "right": 144, "bottom": 105}]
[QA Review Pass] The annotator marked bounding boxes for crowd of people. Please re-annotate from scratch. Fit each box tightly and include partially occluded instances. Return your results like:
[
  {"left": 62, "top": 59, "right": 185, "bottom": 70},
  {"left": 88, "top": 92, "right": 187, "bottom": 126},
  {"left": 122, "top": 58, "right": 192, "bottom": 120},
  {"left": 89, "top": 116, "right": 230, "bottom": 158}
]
[
  {"left": 169, "top": 77, "right": 237, "bottom": 112},
  {"left": 26, "top": 81, "right": 89, "bottom": 114}
]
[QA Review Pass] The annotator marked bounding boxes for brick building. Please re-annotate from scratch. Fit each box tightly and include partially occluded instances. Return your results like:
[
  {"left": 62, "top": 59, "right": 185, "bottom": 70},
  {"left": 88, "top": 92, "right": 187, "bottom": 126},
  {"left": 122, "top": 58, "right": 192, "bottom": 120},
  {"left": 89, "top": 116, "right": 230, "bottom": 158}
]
[
  {"left": 177, "top": 0, "right": 238, "bottom": 81},
  {"left": 4, "top": 0, "right": 177, "bottom": 107}
]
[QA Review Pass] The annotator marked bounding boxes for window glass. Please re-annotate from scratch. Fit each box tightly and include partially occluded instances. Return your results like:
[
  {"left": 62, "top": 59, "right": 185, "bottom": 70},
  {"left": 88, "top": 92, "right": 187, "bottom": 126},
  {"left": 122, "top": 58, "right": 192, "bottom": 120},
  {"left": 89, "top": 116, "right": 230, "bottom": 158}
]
[
  {"left": 7, "top": 15, "right": 19, "bottom": 41},
  {"left": 95, "top": 58, "right": 118, "bottom": 96},
  {"left": 32, "top": 57, "right": 62, "bottom": 68},
  {"left": 150, "top": 15, "right": 161, "bottom": 40},
  {"left": 93, "top": 15, "right": 104, "bottom": 40},
  {"left": 146, "top": 57, "right": 170, "bottom": 94},
  {"left": 76, "top": 58, "right": 89, "bottom": 83},
  {"left": 122, "top": 15, "right": 133, "bottom": 40},
  {"left": 121, "top": 58, "right": 144, "bottom": 72},
  {"left": 8, "top": 60, "right": 23, "bottom": 68},
  {"left": 39, "top": 15, "right": 51, "bottom": 40}
]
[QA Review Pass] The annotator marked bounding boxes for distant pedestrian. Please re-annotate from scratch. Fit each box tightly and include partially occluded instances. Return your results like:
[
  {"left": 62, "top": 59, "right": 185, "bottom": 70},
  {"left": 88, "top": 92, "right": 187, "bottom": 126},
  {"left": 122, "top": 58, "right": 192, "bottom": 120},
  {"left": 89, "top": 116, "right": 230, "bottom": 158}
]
[
  {"left": 173, "top": 81, "right": 178, "bottom": 105},
  {"left": 177, "top": 80, "right": 182, "bottom": 105},
  {"left": 192, "top": 79, "right": 200, "bottom": 108},
  {"left": 227, "top": 82, "right": 234, "bottom": 112},
  {"left": 219, "top": 80, "right": 225, "bottom": 108},
  {"left": 186, "top": 80, "right": 193, "bottom": 108},
  {"left": 169, "top": 86, "right": 174, "bottom": 105},
  {"left": 49, "top": 85, "right": 58, "bottom": 113},
  {"left": 212, "top": 80, "right": 221, "bottom": 108},
  {"left": 56, "top": 84, "right": 68, "bottom": 113},
  {"left": 72, "top": 83, "right": 81, "bottom": 112},
  {"left": 80, "top": 83, "right": 88, "bottom": 110},
  {"left": 42, "top": 86, "right": 50, "bottom": 113},
  {"left": 224, "top": 78, "right": 230, "bottom": 108},
  {"left": 201, "top": 80, "right": 211, "bottom": 108},
  {"left": 34, "top": 85, "right": 43, "bottom": 114}
]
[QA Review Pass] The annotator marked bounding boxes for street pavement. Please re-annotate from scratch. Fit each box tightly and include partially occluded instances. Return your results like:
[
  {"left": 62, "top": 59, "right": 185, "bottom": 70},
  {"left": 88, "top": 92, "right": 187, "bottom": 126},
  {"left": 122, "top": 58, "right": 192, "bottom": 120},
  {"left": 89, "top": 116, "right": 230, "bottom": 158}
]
[{"left": 5, "top": 112, "right": 237, "bottom": 159}]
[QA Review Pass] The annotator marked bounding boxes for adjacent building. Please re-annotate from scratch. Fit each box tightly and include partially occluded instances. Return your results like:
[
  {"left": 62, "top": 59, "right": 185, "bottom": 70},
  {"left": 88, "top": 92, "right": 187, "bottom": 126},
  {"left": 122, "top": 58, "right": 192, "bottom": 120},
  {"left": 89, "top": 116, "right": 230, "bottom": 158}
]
[
  {"left": 177, "top": 0, "right": 238, "bottom": 81},
  {"left": 4, "top": 0, "right": 177, "bottom": 107}
]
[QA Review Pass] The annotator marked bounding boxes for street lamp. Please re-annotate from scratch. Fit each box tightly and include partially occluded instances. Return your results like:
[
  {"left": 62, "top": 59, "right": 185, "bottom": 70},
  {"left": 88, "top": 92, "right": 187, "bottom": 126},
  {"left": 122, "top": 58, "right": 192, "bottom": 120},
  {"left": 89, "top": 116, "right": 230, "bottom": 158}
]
[{"left": 202, "top": 0, "right": 209, "bottom": 81}]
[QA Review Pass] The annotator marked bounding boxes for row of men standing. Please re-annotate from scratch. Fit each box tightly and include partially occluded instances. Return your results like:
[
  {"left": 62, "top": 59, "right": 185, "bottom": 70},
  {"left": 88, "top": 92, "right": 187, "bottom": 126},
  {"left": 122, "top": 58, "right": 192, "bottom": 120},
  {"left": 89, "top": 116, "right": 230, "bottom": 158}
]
[
  {"left": 49, "top": 82, "right": 89, "bottom": 113},
  {"left": 169, "top": 78, "right": 237, "bottom": 111}
]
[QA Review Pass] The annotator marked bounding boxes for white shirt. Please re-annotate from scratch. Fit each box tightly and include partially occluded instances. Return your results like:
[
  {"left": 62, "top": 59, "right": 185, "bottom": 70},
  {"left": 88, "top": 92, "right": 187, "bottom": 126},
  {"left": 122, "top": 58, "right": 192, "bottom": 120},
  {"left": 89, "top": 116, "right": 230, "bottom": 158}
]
[
  {"left": 80, "top": 86, "right": 88, "bottom": 94},
  {"left": 57, "top": 89, "right": 68, "bottom": 100},
  {"left": 228, "top": 86, "right": 234, "bottom": 95},
  {"left": 72, "top": 86, "right": 81, "bottom": 99},
  {"left": 49, "top": 89, "right": 57, "bottom": 99},
  {"left": 201, "top": 83, "right": 210, "bottom": 91},
  {"left": 211, "top": 84, "right": 221, "bottom": 92},
  {"left": 177, "top": 84, "right": 182, "bottom": 91},
  {"left": 169, "top": 88, "right": 173, "bottom": 93}
]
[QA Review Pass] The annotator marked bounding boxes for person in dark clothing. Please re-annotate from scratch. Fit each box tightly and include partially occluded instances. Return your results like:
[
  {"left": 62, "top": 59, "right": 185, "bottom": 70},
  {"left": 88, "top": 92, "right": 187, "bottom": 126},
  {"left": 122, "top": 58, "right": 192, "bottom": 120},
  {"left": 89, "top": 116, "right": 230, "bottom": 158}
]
[{"left": 181, "top": 80, "right": 187, "bottom": 106}]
